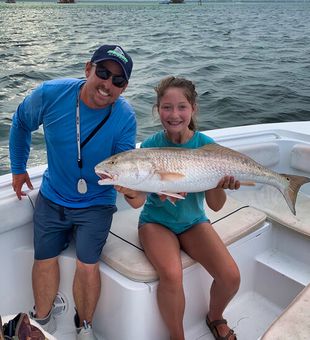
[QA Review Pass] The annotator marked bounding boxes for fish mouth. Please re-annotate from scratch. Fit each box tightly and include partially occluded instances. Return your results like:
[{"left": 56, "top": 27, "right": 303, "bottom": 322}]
[{"left": 96, "top": 170, "right": 117, "bottom": 182}]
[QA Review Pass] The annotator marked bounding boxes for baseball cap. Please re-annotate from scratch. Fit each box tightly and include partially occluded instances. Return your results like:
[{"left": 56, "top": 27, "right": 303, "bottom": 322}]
[{"left": 91, "top": 45, "right": 133, "bottom": 81}]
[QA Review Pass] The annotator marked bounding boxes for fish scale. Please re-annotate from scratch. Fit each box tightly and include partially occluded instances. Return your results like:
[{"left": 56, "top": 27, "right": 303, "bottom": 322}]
[{"left": 95, "top": 144, "right": 310, "bottom": 215}]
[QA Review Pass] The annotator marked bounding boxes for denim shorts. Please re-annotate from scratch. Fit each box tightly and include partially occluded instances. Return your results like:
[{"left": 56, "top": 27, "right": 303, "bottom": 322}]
[{"left": 33, "top": 192, "right": 117, "bottom": 264}]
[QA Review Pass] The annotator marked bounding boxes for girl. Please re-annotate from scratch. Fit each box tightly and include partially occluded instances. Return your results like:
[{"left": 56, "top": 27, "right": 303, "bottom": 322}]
[{"left": 116, "top": 76, "right": 240, "bottom": 340}]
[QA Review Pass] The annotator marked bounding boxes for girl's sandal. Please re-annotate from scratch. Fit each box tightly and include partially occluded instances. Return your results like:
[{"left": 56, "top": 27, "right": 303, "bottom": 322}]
[{"left": 206, "top": 314, "right": 237, "bottom": 340}]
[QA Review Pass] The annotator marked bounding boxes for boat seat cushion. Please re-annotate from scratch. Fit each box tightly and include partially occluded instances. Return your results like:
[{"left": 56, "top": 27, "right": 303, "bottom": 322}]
[
  {"left": 101, "top": 196, "right": 266, "bottom": 282},
  {"left": 230, "top": 185, "right": 310, "bottom": 237},
  {"left": 290, "top": 143, "right": 310, "bottom": 173},
  {"left": 236, "top": 142, "right": 280, "bottom": 168},
  {"left": 261, "top": 284, "right": 310, "bottom": 340}
]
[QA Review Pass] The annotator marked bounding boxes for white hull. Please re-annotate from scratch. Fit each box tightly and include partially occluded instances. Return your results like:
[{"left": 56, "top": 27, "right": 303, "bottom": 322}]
[{"left": 1, "top": 121, "right": 309, "bottom": 340}]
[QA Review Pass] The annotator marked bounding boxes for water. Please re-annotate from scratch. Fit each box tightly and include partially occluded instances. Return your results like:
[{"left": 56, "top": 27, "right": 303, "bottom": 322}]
[{"left": 1, "top": 1, "right": 310, "bottom": 175}]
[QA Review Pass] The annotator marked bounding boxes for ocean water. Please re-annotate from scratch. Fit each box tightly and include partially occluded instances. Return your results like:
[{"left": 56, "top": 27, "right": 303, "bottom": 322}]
[{"left": 1, "top": 1, "right": 310, "bottom": 175}]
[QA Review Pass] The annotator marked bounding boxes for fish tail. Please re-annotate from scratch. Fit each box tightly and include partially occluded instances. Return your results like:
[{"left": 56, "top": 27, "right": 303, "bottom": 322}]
[{"left": 281, "top": 174, "right": 310, "bottom": 215}]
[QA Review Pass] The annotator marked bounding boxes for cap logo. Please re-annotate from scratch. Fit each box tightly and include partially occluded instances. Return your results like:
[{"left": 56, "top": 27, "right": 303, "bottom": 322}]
[{"left": 107, "top": 47, "right": 128, "bottom": 64}]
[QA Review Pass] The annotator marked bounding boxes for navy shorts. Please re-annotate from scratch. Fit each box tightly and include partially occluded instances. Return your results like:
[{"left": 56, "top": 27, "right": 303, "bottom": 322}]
[{"left": 33, "top": 192, "right": 117, "bottom": 264}]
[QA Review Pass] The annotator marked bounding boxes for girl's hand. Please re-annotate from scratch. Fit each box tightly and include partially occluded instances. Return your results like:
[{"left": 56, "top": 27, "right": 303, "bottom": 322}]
[
  {"left": 114, "top": 185, "right": 139, "bottom": 199},
  {"left": 216, "top": 176, "right": 241, "bottom": 191},
  {"left": 114, "top": 185, "right": 147, "bottom": 209}
]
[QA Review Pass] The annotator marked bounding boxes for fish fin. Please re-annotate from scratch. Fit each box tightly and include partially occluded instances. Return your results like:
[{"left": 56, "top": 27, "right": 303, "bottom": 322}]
[
  {"left": 98, "top": 179, "right": 114, "bottom": 185},
  {"left": 157, "top": 171, "right": 185, "bottom": 181},
  {"left": 200, "top": 143, "right": 232, "bottom": 153},
  {"left": 281, "top": 173, "right": 310, "bottom": 215},
  {"left": 158, "top": 192, "right": 186, "bottom": 200},
  {"left": 167, "top": 198, "right": 176, "bottom": 206},
  {"left": 200, "top": 143, "right": 249, "bottom": 158}
]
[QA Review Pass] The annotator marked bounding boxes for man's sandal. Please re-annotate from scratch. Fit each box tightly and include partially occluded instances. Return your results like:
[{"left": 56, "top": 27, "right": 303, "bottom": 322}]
[{"left": 206, "top": 314, "right": 237, "bottom": 340}]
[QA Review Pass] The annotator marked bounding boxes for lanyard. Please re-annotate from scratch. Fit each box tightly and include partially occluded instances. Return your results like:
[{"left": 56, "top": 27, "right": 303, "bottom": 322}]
[{"left": 76, "top": 94, "right": 112, "bottom": 169}]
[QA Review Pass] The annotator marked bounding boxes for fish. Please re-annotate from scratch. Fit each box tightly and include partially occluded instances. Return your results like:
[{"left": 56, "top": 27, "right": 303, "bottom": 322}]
[{"left": 94, "top": 143, "right": 310, "bottom": 215}]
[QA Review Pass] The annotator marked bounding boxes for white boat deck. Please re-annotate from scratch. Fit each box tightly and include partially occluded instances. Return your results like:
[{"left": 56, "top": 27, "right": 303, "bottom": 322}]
[
  {"left": 1, "top": 122, "right": 310, "bottom": 340},
  {"left": 52, "top": 291, "right": 283, "bottom": 340}
]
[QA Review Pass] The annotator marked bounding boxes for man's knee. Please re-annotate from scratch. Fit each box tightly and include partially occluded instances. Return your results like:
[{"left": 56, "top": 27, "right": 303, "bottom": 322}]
[
  {"left": 76, "top": 259, "right": 99, "bottom": 275},
  {"left": 33, "top": 257, "right": 58, "bottom": 271}
]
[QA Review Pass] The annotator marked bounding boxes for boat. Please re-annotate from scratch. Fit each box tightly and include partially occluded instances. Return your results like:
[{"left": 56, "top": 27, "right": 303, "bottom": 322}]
[
  {"left": 4, "top": 0, "right": 16, "bottom": 3},
  {"left": 57, "top": 0, "right": 75, "bottom": 3},
  {"left": 159, "top": 0, "right": 184, "bottom": 4},
  {"left": 0, "top": 121, "right": 309, "bottom": 340}
]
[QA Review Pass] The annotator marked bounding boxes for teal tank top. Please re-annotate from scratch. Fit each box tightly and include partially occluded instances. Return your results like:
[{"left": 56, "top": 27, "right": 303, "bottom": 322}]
[{"left": 139, "top": 131, "right": 214, "bottom": 234}]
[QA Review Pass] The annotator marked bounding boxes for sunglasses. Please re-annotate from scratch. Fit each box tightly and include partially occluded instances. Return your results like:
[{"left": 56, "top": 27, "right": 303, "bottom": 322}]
[{"left": 92, "top": 63, "right": 127, "bottom": 88}]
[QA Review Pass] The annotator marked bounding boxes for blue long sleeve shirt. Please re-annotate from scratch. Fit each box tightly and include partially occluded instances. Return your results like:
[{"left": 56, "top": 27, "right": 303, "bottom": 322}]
[{"left": 9, "top": 78, "right": 136, "bottom": 207}]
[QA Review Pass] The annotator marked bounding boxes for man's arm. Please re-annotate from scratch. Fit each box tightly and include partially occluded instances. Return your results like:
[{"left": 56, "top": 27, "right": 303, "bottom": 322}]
[{"left": 9, "top": 85, "right": 44, "bottom": 199}]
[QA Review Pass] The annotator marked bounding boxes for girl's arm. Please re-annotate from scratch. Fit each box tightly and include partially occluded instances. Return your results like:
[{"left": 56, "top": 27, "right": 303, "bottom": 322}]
[
  {"left": 205, "top": 176, "right": 240, "bottom": 211},
  {"left": 114, "top": 186, "right": 147, "bottom": 209}
]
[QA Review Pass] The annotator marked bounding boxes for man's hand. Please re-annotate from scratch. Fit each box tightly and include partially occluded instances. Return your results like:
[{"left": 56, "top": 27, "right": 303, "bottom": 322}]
[{"left": 12, "top": 172, "right": 33, "bottom": 200}]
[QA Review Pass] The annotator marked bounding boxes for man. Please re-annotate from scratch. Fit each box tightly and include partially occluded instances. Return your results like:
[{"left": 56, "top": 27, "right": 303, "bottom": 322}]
[{"left": 9, "top": 44, "right": 136, "bottom": 340}]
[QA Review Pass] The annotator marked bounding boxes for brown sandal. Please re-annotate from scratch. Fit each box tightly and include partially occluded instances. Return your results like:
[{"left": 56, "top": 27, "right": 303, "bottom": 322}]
[{"left": 206, "top": 314, "right": 237, "bottom": 340}]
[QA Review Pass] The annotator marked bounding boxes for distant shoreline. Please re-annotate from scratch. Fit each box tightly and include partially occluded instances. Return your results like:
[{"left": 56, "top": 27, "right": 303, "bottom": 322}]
[{"left": 4, "top": 0, "right": 310, "bottom": 3}]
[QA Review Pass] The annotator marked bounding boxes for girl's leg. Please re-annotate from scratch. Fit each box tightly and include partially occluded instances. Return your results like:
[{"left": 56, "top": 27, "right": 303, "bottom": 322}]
[
  {"left": 139, "top": 223, "right": 185, "bottom": 340},
  {"left": 179, "top": 222, "right": 240, "bottom": 339}
]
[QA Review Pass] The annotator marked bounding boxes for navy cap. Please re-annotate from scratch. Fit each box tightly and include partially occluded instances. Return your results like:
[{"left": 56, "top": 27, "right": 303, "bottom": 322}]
[{"left": 91, "top": 45, "right": 133, "bottom": 81}]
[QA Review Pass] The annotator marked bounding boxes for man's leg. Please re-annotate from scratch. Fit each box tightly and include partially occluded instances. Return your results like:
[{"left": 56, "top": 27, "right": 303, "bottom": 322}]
[
  {"left": 72, "top": 204, "right": 116, "bottom": 339},
  {"left": 32, "top": 257, "right": 60, "bottom": 318},
  {"left": 73, "top": 260, "right": 100, "bottom": 325},
  {"left": 31, "top": 192, "right": 70, "bottom": 334}
]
